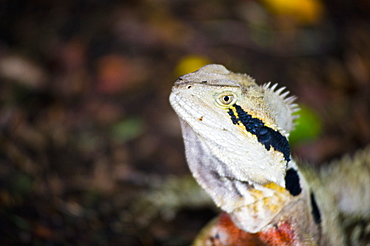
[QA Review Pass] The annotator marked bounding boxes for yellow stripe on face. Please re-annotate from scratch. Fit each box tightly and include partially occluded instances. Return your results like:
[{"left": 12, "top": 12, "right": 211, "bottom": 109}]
[{"left": 227, "top": 104, "right": 291, "bottom": 162}]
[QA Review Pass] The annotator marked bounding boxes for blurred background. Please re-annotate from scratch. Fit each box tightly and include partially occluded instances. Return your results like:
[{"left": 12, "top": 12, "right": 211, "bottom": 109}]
[{"left": 0, "top": 0, "right": 369, "bottom": 245}]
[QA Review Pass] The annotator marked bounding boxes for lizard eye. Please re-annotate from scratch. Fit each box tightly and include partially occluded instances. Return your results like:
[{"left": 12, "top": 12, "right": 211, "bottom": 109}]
[{"left": 217, "top": 93, "right": 236, "bottom": 106}]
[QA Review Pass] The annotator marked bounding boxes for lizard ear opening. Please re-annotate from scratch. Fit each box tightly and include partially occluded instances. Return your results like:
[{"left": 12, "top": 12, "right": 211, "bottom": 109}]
[{"left": 262, "top": 83, "right": 299, "bottom": 134}]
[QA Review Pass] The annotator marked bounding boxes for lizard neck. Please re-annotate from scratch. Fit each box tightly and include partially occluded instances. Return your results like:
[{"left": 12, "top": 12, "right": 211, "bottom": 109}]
[{"left": 181, "top": 119, "right": 320, "bottom": 234}]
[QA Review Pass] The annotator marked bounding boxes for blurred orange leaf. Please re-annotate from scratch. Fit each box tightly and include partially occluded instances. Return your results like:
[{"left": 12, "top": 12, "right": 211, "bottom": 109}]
[
  {"left": 261, "top": 0, "right": 324, "bottom": 24},
  {"left": 96, "top": 55, "right": 133, "bottom": 94}
]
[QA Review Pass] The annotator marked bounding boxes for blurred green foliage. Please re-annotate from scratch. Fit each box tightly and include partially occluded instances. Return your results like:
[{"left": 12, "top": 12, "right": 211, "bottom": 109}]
[
  {"left": 289, "top": 105, "right": 322, "bottom": 146},
  {"left": 111, "top": 117, "right": 144, "bottom": 143}
]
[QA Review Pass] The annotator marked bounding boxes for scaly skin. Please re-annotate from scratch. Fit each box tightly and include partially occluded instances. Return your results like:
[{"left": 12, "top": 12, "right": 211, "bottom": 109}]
[{"left": 169, "top": 64, "right": 350, "bottom": 245}]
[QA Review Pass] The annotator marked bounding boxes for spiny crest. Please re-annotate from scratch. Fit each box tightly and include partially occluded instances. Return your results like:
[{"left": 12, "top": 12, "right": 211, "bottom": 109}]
[
  {"left": 263, "top": 82, "right": 299, "bottom": 113},
  {"left": 262, "top": 82, "right": 300, "bottom": 134}
]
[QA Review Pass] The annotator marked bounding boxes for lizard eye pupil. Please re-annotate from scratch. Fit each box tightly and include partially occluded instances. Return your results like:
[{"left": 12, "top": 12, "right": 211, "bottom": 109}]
[
  {"left": 216, "top": 92, "right": 236, "bottom": 106},
  {"left": 220, "top": 95, "right": 234, "bottom": 105}
]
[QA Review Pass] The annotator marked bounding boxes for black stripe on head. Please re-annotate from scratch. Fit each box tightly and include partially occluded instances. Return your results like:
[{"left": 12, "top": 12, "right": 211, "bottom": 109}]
[
  {"left": 227, "top": 108, "right": 239, "bottom": 124},
  {"left": 228, "top": 104, "right": 291, "bottom": 162},
  {"left": 285, "top": 168, "right": 302, "bottom": 196}
]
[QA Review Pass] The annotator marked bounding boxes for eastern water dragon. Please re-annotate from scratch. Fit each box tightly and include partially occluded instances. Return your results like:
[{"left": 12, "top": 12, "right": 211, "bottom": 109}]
[{"left": 169, "top": 64, "right": 370, "bottom": 246}]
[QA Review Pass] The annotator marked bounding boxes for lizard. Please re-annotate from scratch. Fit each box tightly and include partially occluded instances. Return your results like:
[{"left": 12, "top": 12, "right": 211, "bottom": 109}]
[{"left": 169, "top": 64, "right": 370, "bottom": 245}]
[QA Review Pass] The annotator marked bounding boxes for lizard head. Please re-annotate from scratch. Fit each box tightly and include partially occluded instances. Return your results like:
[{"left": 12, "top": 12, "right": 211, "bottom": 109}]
[
  {"left": 170, "top": 64, "right": 298, "bottom": 187},
  {"left": 169, "top": 64, "right": 313, "bottom": 233}
]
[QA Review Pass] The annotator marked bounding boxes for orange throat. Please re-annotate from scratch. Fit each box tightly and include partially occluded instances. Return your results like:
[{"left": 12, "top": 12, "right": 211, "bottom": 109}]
[{"left": 199, "top": 212, "right": 298, "bottom": 246}]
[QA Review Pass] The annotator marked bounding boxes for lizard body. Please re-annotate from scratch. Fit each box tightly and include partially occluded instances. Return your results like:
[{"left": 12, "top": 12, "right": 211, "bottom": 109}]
[{"left": 169, "top": 64, "right": 367, "bottom": 245}]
